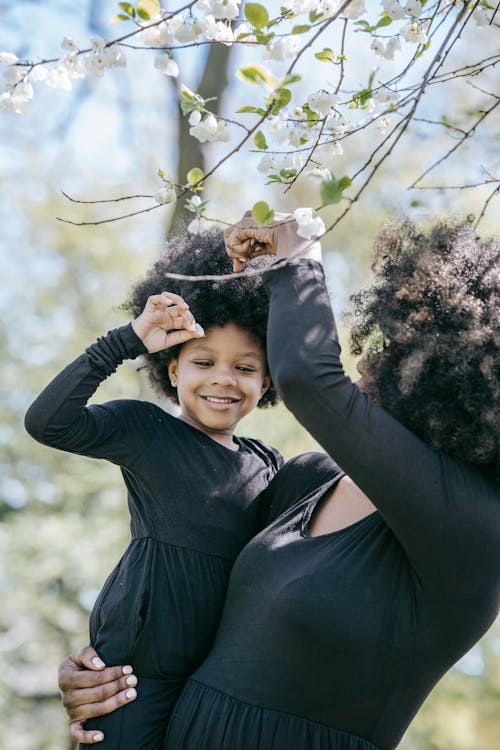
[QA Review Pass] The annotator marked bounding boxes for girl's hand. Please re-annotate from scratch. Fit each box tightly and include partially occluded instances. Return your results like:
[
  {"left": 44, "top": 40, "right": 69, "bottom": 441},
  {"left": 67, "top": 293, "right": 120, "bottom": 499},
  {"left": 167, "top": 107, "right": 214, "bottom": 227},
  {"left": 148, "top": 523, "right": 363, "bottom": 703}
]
[
  {"left": 223, "top": 211, "right": 322, "bottom": 272},
  {"left": 58, "top": 646, "right": 138, "bottom": 744},
  {"left": 131, "top": 291, "right": 204, "bottom": 353}
]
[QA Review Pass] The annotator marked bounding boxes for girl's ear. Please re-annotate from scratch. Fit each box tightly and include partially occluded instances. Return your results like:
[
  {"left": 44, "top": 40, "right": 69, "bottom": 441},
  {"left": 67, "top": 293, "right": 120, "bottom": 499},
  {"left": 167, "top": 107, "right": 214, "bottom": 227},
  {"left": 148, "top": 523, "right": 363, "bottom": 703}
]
[
  {"left": 168, "top": 359, "right": 178, "bottom": 388},
  {"left": 260, "top": 374, "right": 271, "bottom": 398}
]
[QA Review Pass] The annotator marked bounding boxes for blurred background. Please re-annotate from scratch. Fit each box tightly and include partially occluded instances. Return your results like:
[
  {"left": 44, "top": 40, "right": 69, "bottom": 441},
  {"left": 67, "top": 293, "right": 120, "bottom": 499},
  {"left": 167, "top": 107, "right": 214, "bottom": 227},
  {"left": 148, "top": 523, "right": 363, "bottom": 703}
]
[{"left": 0, "top": 2, "right": 498, "bottom": 748}]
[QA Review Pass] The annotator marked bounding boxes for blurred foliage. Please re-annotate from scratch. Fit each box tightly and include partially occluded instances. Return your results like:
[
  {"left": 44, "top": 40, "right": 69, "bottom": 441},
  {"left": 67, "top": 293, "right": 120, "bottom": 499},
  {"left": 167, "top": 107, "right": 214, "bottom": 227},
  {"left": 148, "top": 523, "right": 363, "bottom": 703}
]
[{"left": 0, "top": 2, "right": 498, "bottom": 749}]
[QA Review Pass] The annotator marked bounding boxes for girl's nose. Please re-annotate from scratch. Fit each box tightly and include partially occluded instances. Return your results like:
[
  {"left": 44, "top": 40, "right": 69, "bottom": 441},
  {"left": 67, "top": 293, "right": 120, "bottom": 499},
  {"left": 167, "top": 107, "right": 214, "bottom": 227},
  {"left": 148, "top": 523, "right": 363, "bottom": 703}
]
[{"left": 210, "top": 367, "right": 237, "bottom": 386}]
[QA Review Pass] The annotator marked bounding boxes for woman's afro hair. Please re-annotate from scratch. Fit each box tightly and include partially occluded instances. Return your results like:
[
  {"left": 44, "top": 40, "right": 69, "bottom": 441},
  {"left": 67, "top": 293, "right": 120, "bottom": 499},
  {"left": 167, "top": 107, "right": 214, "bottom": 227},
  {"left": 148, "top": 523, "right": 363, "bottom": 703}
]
[
  {"left": 349, "top": 218, "right": 500, "bottom": 485},
  {"left": 123, "top": 227, "right": 278, "bottom": 408}
]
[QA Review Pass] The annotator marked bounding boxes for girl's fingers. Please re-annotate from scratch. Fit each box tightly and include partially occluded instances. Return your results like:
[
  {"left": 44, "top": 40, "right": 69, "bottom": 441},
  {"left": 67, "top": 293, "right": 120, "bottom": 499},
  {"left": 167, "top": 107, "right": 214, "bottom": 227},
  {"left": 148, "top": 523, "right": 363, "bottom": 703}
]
[{"left": 68, "top": 684, "right": 137, "bottom": 742}]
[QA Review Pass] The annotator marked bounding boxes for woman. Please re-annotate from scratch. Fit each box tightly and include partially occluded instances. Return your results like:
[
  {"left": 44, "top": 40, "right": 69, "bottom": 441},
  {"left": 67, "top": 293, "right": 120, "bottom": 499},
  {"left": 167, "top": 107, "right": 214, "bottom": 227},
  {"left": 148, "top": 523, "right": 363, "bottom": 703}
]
[{"left": 59, "top": 213, "right": 499, "bottom": 749}]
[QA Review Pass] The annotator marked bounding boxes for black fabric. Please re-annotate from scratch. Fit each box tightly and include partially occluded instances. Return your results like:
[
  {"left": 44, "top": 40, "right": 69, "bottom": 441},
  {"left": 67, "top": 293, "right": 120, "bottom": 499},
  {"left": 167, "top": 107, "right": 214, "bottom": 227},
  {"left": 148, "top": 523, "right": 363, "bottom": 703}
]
[
  {"left": 25, "top": 324, "right": 283, "bottom": 749},
  {"left": 163, "top": 260, "right": 499, "bottom": 750}
]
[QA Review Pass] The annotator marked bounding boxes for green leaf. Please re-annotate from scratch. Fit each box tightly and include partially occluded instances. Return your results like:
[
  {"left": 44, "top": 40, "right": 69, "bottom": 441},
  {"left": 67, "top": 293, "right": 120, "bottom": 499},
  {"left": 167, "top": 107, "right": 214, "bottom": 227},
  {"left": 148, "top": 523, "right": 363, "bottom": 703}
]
[
  {"left": 118, "top": 2, "right": 135, "bottom": 16},
  {"left": 254, "top": 32, "right": 275, "bottom": 44},
  {"left": 236, "top": 105, "right": 267, "bottom": 115},
  {"left": 303, "top": 104, "right": 319, "bottom": 126},
  {"left": 376, "top": 14, "right": 392, "bottom": 28},
  {"left": 292, "top": 24, "right": 311, "bottom": 34},
  {"left": 266, "top": 87, "right": 291, "bottom": 115},
  {"left": 157, "top": 168, "right": 165, "bottom": 179},
  {"left": 320, "top": 175, "right": 351, "bottom": 206},
  {"left": 410, "top": 200, "right": 424, "bottom": 207},
  {"left": 315, "top": 47, "right": 335, "bottom": 63},
  {"left": 244, "top": 3, "right": 269, "bottom": 29},
  {"left": 237, "top": 64, "right": 276, "bottom": 87},
  {"left": 252, "top": 200, "right": 274, "bottom": 225},
  {"left": 180, "top": 85, "right": 205, "bottom": 115},
  {"left": 279, "top": 168, "right": 297, "bottom": 180},
  {"left": 280, "top": 73, "right": 302, "bottom": 86},
  {"left": 110, "top": 13, "right": 131, "bottom": 22},
  {"left": 253, "top": 131, "right": 268, "bottom": 150},
  {"left": 137, "top": 0, "right": 160, "bottom": 20},
  {"left": 187, "top": 167, "right": 204, "bottom": 186},
  {"left": 309, "top": 10, "right": 324, "bottom": 22},
  {"left": 337, "top": 175, "right": 352, "bottom": 190}
]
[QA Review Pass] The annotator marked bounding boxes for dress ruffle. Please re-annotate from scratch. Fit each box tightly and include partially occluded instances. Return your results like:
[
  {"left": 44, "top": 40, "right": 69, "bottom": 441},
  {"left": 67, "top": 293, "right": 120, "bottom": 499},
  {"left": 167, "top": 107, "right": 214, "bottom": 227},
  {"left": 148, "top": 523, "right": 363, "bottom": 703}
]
[{"left": 164, "top": 680, "right": 382, "bottom": 750}]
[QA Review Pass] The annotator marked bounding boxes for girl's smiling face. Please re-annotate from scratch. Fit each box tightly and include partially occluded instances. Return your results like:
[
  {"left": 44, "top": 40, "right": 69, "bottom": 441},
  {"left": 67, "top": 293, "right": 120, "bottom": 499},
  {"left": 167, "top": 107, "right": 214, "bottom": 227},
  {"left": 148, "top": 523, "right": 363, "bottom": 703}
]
[{"left": 168, "top": 323, "right": 270, "bottom": 450}]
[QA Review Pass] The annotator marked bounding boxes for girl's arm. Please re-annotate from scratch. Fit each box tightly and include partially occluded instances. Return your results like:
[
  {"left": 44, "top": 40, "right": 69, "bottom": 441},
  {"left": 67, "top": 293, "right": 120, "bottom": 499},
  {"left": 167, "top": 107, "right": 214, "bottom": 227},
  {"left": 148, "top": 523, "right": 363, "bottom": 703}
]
[{"left": 25, "top": 292, "right": 202, "bottom": 462}]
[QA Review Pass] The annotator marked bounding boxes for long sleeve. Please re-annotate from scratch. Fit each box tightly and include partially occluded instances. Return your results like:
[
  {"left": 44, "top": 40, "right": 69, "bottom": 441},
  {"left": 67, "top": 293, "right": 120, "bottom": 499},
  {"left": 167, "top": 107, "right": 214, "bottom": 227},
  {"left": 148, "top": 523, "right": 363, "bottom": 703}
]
[
  {"left": 265, "top": 259, "right": 500, "bottom": 596},
  {"left": 24, "top": 324, "right": 150, "bottom": 465}
]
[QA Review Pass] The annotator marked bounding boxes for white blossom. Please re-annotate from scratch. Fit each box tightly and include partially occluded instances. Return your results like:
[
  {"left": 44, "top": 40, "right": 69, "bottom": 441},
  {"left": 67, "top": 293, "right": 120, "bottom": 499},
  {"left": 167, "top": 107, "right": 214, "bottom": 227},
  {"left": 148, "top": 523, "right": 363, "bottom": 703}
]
[
  {"left": 90, "top": 36, "right": 106, "bottom": 52},
  {"left": 257, "top": 151, "right": 305, "bottom": 175},
  {"left": 188, "top": 217, "right": 210, "bottom": 234},
  {"left": 200, "top": 16, "right": 234, "bottom": 44},
  {"left": 328, "top": 140, "right": 343, "bottom": 155},
  {"left": 384, "top": 37, "right": 402, "bottom": 60},
  {"left": 404, "top": 0, "right": 423, "bottom": 17},
  {"left": 154, "top": 54, "right": 179, "bottom": 77},
  {"left": 189, "top": 112, "right": 230, "bottom": 143},
  {"left": 103, "top": 46, "right": 127, "bottom": 68},
  {"left": 400, "top": 20, "right": 429, "bottom": 44},
  {"left": 30, "top": 65, "right": 48, "bottom": 82},
  {"left": 154, "top": 186, "right": 177, "bottom": 204},
  {"left": 175, "top": 19, "right": 204, "bottom": 43},
  {"left": 0, "top": 52, "right": 19, "bottom": 66},
  {"left": 264, "top": 37, "right": 299, "bottom": 62},
  {"left": 382, "top": 0, "right": 406, "bottom": 20},
  {"left": 342, "top": 0, "right": 366, "bottom": 19},
  {"left": 156, "top": 16, "right": 184, "bottom": 44},
  {"left": 45, "top": 68, "right": 72, "bottom": 90},
  {"left": 138, "top": 25, "right": 163, "bottom": 46},
  {"left": 319, "top": 0, "right": 342, "bottom": 18},
  {"left": 325, "top": 113, "right": 349, "bottom": 136},
  {"left": 3, "top": 66, "right": 24, "bottom": 86},
  {"left": 375, "top": 116, "right": 390, "bottom": 133},
  {"left": 84, "top": 52, "right": 107, "bottom": 77},
  {"left": 285, "top": 0, "right": 320, "bottom": 14},
  {"left": 293, "top": 207, "right": 325, "bottom": 239},
  {"left": 58, "top": 54, "right": 85, "bottom": 79},
  {"left": 268, "top": 113, "right": 291, "bottom": 145},
  {"left": 61, "top": 36, "right": 79, "bottom": 53},
  {"left": 307, "top": 89, "right": 338, "bottom": 116},
  {"left": 0, "top": 91, "right": 23, "bottom": 113}
]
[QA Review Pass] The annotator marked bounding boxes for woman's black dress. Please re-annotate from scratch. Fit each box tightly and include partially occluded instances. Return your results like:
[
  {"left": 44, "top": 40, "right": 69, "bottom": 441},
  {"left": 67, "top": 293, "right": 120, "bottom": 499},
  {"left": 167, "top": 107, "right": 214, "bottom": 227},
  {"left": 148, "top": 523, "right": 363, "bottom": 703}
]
[{"left": 163, "top": 260, "right": 499, "bottom": 750}]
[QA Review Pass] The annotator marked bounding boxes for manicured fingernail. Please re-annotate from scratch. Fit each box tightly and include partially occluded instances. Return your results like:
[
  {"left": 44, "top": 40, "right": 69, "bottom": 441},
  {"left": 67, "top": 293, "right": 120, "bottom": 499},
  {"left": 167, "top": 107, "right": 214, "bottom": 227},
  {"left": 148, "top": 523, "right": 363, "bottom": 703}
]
[
  {"left": 122, "top": 665, "right": 133, "bottom": 675},
  {"left": 194, "top": 324, "right": 205, "bottom": 336},
  {"left": 126, "top": 675, "right": 137, "bottom": 686},
  {"left": 92, "top": 657, "right": 105, "bottom": 668},
  {"left": 126, "top": 688, "right": 137, "bottom": 699},
  {"left": 93, "top": 733, "right": 104, "bottom": 742}
]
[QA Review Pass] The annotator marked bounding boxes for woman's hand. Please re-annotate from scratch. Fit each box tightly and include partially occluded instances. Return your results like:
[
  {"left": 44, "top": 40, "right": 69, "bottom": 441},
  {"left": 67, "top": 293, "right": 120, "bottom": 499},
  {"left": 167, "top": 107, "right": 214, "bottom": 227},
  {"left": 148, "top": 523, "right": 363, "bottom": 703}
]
[
  {"left": 58, "top": 646, "right": 138, "bottom": 744},
  {"left": 224, "top": 211, "right": 322, "bottom": 272},
  {"left": 132, "top": 291, "right": 204, "bottom": 353}
]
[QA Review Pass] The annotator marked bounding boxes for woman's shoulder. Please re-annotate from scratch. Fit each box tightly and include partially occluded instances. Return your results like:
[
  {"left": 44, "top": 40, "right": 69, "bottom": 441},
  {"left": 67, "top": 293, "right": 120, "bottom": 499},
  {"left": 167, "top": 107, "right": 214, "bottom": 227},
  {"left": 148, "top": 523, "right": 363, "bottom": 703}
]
[{"left": 260, "top": 452, "right": 343, "bottom": 525}]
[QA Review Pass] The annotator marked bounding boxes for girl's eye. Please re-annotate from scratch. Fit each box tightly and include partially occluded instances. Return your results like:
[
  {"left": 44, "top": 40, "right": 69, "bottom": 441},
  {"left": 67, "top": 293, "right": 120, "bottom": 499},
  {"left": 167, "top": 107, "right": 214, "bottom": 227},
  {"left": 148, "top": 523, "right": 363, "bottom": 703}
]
[
  {"left": 193, "top": 360, "right": 212, "bottom": 367},
  {"left": 237, "top": 365, "right": 257, "bottom": 373}
]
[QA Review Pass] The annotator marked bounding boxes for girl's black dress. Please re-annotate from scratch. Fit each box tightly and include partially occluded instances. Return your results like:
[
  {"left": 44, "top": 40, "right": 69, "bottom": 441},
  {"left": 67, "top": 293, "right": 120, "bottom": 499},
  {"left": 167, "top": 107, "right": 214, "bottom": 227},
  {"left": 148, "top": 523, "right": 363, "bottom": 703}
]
[
  {"left": 162, "top": 260, "right": 499, "bottom": 750},
  {"left": 24, "top": 324, "right": 283, "bottom": 749}
]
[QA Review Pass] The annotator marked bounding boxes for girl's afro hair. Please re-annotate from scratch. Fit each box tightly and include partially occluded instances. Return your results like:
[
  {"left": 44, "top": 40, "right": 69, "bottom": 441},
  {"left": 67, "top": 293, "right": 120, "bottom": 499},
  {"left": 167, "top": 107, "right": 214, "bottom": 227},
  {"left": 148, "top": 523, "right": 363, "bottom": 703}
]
[{"left": 123, "top": 227, "right": 278, "bottom": 408}]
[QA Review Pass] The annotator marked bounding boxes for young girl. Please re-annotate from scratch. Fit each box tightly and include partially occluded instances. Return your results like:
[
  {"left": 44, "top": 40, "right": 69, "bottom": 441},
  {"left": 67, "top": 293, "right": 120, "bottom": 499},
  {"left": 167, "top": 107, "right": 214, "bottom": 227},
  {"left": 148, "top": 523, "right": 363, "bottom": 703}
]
[{"left": 24, "top": 229, "right": 282, "bottom": 749}]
